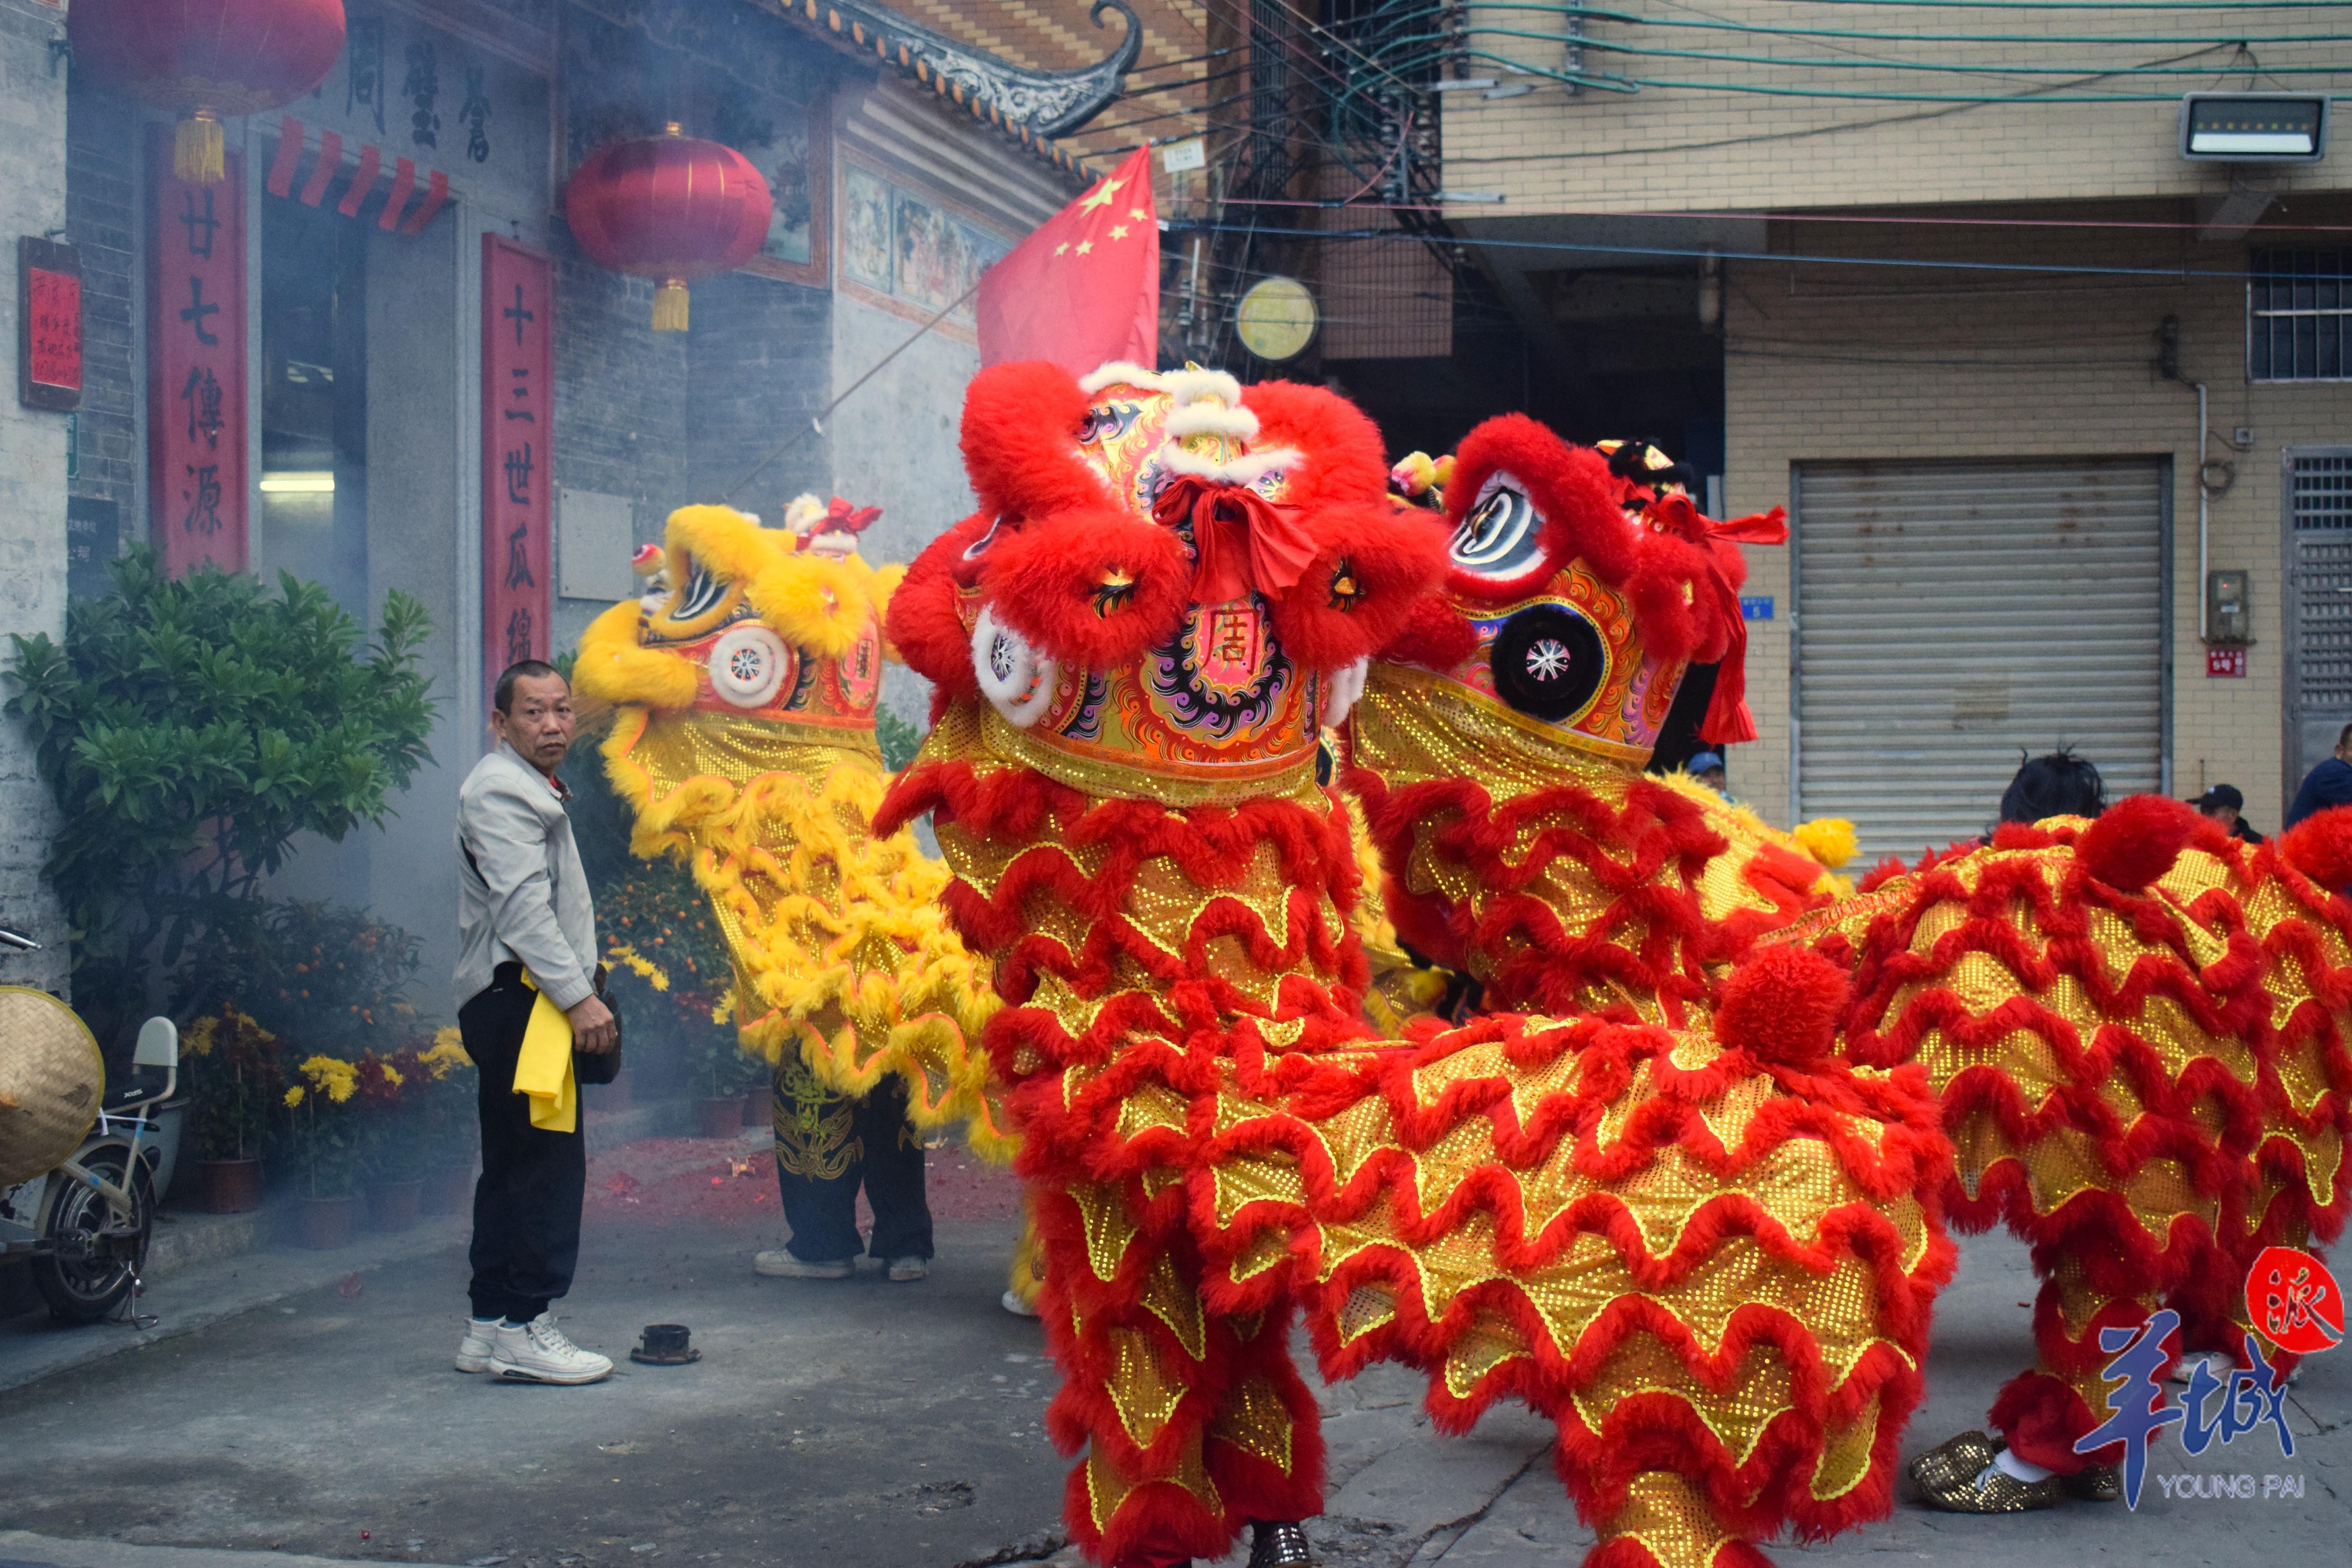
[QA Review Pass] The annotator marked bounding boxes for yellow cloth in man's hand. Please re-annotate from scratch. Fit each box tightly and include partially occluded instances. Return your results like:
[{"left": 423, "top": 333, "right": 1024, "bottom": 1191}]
[{"left": 514, "top": 973, "right": 577, "bottom": 1133}]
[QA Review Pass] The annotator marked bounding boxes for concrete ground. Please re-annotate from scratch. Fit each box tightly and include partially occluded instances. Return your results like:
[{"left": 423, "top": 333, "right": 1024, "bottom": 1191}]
[{"left": 0, "top": 1125, "right": 2343, "bottom": 1568}]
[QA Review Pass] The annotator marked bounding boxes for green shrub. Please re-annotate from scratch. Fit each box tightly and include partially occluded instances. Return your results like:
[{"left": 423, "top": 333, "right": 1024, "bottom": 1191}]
[{"left": 3, "top": 549, "right": 436, "bottom": 1016}]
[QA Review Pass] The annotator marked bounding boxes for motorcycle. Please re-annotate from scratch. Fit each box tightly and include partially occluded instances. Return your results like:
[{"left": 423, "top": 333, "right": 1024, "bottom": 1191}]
[{"left": 0, "top": 926, "right": 180, "bottom": 1324}]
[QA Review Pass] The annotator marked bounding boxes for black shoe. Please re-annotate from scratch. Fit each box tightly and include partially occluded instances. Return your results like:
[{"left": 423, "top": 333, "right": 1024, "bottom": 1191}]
[{"left": 1247, "top": 1521, "right": 1313, "bottom": 1567}]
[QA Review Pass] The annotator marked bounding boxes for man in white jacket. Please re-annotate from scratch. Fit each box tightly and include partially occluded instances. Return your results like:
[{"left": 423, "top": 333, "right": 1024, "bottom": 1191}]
[{"left": 450, "top": 660, "right": 619, "bottom": 1385}]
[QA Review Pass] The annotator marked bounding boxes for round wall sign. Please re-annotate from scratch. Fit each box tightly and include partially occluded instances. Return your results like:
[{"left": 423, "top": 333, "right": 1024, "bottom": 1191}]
[{"left": 1234, "top": 276, "right": 1318, "bottom": 362}]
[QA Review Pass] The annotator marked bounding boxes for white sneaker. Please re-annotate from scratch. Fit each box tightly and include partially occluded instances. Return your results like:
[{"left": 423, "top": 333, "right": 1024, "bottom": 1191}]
[
  {"left": 1001, "top": 1288, "right": 1040, "bottom": 1318},
  {"left": 755, "top": 1249, "right": 852, "bottom": 1278},
  {"left": 492, "top": 1312, "right": 613, "bottom": 1385},
  {"left": 887, "top": 1256, "right": 927, "bottom": 1282},
  {"left": 456, "top": 1316, "right": 500, "bottom": 1373}
]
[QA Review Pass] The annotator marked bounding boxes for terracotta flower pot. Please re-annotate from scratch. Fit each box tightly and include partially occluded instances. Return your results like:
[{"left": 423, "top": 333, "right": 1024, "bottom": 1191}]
[
  {"left": 742, "top": 1086, "right": 769, "bottom": 1127},
  {"left": 589, "top": 1066, "right": 634, "bottom": 1112},
  {"left": 299, "top": 1194, "right": 357, "bottom": 1250},
  {"left": 195, "top": 1156, "right": 264, "bottom": 1214},
  {"left": 421, "top": 1164, "right": 475, "bottom": 1216},
  {"left": 697, "top": 1096, "right": 740, "bottom": 1139},
  {"left": 366, "top": 1178, "right": 425, "bottom": 1233}
]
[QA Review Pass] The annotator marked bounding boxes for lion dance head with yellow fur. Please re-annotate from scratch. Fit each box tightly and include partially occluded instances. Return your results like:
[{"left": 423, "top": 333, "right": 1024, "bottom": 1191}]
[{"left": 572, "top": 500, "right": 1006, "bottom": 1157}]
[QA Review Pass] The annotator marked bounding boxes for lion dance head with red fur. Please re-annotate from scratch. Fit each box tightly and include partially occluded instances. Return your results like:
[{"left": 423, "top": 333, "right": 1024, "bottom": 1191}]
[{"left": 891, "top": 359, "right": 1446, "bottom": 789}]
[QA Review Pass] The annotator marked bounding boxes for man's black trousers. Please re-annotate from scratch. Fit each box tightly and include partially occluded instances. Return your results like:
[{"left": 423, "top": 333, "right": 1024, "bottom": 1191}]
[{"left": 461, "top": 963, "right": 584, "bottom": 1323}]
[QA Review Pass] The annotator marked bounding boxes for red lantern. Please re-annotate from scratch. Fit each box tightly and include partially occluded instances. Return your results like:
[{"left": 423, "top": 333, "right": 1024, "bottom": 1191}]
[
  {"left": 68, "top": 0, "right": 346, "bottom": 185},
  {"left": 565, "top": 124, "right": 773, "bottom": 332}
]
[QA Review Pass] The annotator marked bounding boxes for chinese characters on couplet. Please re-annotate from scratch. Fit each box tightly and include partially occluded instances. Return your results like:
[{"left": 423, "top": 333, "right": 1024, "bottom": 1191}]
[
  {"left": 148, "top": 129, "right": 245, "bottom": 573},
  {"left": 482, "top": 236, "right": 553, "bottom": 716}
]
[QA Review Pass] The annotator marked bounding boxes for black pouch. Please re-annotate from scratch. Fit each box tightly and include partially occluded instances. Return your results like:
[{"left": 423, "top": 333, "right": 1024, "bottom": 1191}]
[{"left": 573, "top": 962, "right": 624, "bottom": 1086}]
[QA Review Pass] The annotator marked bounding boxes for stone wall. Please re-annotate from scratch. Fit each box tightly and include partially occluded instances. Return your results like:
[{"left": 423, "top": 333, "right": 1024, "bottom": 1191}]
[{"left": 0, "top": 0, "right": 73, "bottom": 993}]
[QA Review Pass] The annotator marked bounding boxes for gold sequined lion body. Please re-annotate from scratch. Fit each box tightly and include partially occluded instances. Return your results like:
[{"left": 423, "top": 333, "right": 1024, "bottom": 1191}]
[
  {"left": 573, "top": 501, "right": 1007, "bottom": 1158},
  {"left": 1343, "top": 417, "right": 2352, "bottom": 1511},
  {"left": 878, "top": 361, "right": 1956, "bottom": 1568}
]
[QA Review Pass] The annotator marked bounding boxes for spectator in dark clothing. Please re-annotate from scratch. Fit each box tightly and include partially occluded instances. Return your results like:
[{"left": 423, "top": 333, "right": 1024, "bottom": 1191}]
[
  {"left": 2191, "top": 783, "right": 2266, "bottom": 844},
  {"left": 1998, "top": 748, "right": 2106, "bottom": 826},
  {"left": 2286, "top": 724, "right": 2352, "bottom": 829}
]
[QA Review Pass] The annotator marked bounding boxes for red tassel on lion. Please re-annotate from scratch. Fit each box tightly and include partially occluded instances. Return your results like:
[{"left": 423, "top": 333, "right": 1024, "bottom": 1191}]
[{"left": 879, "top": 361, "right": 1954, "bottom": 1568}]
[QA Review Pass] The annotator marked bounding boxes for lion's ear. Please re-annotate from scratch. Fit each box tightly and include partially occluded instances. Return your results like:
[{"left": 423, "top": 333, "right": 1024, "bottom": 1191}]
[{"left": 960, "top": 360, "right": 1103, "bottom": 522}]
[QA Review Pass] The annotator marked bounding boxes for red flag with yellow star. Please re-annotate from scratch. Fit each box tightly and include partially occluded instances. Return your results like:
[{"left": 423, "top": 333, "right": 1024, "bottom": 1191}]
[{"left": 978, "top": 145, "right": 1159, "bottom": 372}]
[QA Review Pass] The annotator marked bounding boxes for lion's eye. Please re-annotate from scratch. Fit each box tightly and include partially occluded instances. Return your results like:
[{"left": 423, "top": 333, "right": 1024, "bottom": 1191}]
[
  {"left": 1451, "top": 474, "right": 1544, "bottom": 581},
  {"left": 1077, "top": 403, "right": 1141, "bottom": 444}
]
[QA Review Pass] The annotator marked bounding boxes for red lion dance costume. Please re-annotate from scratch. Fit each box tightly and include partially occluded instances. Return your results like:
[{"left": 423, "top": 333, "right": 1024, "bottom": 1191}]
[
  {"left": 1343, "top": 414, "right": 2352, "bottom": 1513},
  {"left": 879, "top": 362, "right": 1956, "bottom": 1568}
]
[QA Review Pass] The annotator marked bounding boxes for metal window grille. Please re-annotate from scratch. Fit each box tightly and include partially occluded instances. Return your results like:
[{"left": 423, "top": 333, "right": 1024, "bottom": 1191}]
[
  {"left": 2250, "top": 249, "right": 2352, "bottom": 382},
  {"left": 2292, "top": 455, "right": 2352, "bottom": 711}
]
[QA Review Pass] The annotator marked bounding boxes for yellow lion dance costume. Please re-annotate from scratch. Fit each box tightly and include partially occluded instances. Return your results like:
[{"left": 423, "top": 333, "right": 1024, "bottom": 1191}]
[{"left": 572, "top": 499, "right": 1007, "bottom": 1158}]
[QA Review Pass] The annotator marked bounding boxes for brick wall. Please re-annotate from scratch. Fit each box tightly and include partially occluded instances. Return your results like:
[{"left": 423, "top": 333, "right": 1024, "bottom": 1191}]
[
  {"left": 65, "top": 75, "right": 138, "bottom": 517},
  {"left": 1722, "top": 216, "right": 2352, "bottom": 835},
  {"left": 685, "top": 269, "right": 832, "bottom": 523},
  {"left": 1439, "top": 1, "right": 2352, "bottom": 216},
  {"left": 547, "top": 234, "right": 688, "bottom": 656}
]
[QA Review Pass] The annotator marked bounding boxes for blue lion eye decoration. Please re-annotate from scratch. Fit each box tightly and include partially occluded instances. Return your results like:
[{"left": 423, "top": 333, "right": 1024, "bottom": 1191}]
[{"left": 1452, "top": 474, "right": 1545, "bottom": 581}]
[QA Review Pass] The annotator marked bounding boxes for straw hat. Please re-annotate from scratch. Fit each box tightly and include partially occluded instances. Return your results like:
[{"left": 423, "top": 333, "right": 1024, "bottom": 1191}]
[{"left": 0, "top": 986, "right": 104, "bottom": 1186}]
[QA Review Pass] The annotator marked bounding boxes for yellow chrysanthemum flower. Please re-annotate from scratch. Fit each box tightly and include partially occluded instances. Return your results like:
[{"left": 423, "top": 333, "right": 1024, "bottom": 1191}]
[
  {"left": 283, "top": 1085, "right": 304, "bottom": 1108},
  {"left": 420, "top": 1032, "right": 472, "bottom": 1076},
  {"left": 606, "top": 944, "right": 671, "bottom": 992},
  {"left": 300, "top": 1055, "right": 359, "bottom": 1103}
]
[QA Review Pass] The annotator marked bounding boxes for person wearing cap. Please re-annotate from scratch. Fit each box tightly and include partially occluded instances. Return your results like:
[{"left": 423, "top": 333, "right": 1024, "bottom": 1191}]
[
  {"left": 1686, "top": 750, "right": 1728, "bottom": 795},
  {"left": 2191, "top": 783, "right": 2265, "bottom": 844}
]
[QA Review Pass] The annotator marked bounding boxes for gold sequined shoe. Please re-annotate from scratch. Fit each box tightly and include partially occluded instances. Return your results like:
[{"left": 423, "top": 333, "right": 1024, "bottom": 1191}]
[
  {"left": 2062, "top": 1463, "right": 2122, "bottom": 1503},
  {"left": 1910, "top": 1432, "right": 2063, "bottom": 1514},
  {"left": 1907, "top": 1429, "right": 2002, "bottom": 1498}
]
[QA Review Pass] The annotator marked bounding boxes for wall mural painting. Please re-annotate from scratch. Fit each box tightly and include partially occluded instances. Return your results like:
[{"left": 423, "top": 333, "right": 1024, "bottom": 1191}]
[
  {"left": 841, "top": 166, "right": 893, "bottom": 292},
  {"left": 841, "top": 161, "right": 1009, "bottom": 331}
]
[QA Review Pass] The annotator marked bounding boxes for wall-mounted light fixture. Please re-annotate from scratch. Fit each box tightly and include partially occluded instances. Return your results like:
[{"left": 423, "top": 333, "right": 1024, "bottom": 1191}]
[{"left": 2180, "top": 94, "right": 2327, "bottom": 162}]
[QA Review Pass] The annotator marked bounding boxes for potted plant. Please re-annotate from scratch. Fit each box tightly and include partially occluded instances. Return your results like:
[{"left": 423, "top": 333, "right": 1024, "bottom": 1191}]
[
  {"left": 412, "top": 1029, "right": 478, "bottom": 1216},
  {"left": 283, "top": 1054, "right": 365, "bottom": 1248},
  {"left": 182, "top": 1005, "right": 282, "bottom": 1212},
  {"left": 354, "top": 1051, "right": 425, "bottom": 1233}
]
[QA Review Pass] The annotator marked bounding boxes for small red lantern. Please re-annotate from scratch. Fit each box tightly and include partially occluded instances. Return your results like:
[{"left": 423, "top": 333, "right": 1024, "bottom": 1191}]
[
  {"left": 565, "top": 124, "right": 773, "bottom": 332},
  {"left": 68, "top": 0, "right": 346, "bottom": 185}
]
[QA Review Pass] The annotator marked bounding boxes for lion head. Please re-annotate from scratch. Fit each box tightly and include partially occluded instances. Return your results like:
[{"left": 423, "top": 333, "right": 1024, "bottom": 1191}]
[{"left": 888, "top": 359, "right": 1445, "bottom": 799}]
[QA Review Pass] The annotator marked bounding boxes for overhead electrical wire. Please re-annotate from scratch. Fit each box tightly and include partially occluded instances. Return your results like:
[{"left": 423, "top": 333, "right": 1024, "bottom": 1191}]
[
  {"left": 1548, "top": 5, "right": 2351, "bottom": 47},
  {"left": 1181, "top": 220, "right": 2330, "bottom": 281},
  {"left": 1543, "top": 38, "right": 2350, "bottom": 76},
  {"left": 1194, "top": 195, "right": 2352, "bottom": 234}
]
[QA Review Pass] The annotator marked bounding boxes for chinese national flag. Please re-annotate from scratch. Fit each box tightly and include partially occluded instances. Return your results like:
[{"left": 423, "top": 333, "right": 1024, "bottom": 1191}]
[{"left": 978, "top": 145, "right": 1159, "bottom": 372}]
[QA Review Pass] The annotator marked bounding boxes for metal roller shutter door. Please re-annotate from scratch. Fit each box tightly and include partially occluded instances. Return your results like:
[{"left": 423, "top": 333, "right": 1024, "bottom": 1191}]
[{"left": 1794, "top": 458, "right": 2165, "bottom": 862}]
